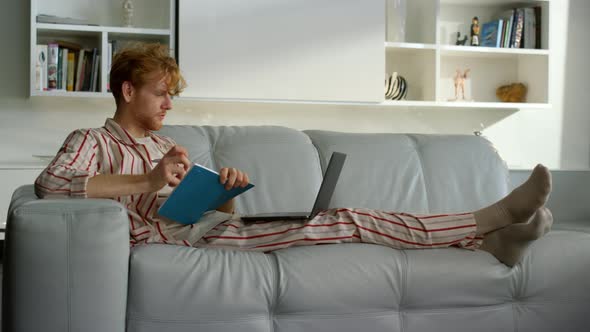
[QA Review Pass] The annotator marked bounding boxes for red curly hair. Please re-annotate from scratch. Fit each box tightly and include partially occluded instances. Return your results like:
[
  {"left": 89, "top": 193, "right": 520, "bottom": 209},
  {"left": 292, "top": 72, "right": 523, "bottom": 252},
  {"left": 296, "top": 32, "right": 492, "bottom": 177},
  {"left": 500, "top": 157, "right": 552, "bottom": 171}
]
[{"left": 109, "top": 43, "right": 186, "bottom": 105}]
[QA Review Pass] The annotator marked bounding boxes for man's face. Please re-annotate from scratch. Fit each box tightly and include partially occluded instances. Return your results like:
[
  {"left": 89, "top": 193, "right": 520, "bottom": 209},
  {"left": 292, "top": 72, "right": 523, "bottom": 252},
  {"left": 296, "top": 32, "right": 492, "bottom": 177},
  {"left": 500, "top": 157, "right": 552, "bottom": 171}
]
[{"left": 129, "top": 73, "right": 173, "bottom": 132}]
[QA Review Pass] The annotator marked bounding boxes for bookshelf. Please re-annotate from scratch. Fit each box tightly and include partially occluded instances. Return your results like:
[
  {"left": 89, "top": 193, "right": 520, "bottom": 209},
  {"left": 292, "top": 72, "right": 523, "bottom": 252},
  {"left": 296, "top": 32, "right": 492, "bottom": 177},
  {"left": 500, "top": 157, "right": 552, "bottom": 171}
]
[
  {"left": 29, "top": 0, "right": 176, "bottom": 97},
  {"left": 385, "top": 0, "right": 551, "bottom": 109},
  {"left": 30, "top": 0, "right": 551, "bottom": 111}
]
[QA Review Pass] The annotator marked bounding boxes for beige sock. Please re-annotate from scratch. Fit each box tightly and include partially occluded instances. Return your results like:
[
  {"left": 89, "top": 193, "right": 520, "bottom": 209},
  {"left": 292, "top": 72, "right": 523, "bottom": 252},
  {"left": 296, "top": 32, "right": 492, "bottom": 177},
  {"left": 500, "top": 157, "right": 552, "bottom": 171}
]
[
  {"left": 479, "top": 207, "right": 553, "bottom": 267},
  {"left": 474, "top": 164, "right": 552, "bottom": 235}
]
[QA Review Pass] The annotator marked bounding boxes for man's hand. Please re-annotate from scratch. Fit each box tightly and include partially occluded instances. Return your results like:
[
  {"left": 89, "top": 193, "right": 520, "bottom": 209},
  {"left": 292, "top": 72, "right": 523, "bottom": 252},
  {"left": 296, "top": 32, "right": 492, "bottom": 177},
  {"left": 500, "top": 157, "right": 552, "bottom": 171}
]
[
  {"left": 148, "top": 145, "right": 191, "bottom": 191},
  {"left": 219, "top": 167, "right": 250, "bottom": 190}
]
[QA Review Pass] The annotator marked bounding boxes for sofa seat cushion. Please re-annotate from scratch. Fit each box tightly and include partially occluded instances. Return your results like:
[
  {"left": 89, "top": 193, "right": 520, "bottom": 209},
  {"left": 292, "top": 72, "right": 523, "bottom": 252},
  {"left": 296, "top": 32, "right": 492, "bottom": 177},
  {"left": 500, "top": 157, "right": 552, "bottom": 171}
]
[
  {"left": 128, "top": 228, "right": 590, "bottom": 332},
  {"left": 127, "top": 244, "right": 277, "bottom": 332}
]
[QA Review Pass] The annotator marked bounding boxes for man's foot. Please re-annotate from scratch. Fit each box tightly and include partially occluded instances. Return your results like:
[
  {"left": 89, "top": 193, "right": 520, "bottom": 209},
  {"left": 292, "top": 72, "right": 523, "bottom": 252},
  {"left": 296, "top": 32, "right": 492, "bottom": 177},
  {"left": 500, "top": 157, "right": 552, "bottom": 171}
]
[
  {"left": 474, "top": 164, "right": 552, "bottom": 234},
  {"left": 479, "top": 207, "right": 553, "bottom": 267}
]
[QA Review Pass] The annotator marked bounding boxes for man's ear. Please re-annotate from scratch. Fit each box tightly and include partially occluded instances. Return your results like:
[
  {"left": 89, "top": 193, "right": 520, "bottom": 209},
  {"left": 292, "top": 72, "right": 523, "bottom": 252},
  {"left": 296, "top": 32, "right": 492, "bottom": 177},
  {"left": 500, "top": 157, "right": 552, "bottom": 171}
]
[{"left": 122, "top": 81, "right": 135, "bottom": 103}]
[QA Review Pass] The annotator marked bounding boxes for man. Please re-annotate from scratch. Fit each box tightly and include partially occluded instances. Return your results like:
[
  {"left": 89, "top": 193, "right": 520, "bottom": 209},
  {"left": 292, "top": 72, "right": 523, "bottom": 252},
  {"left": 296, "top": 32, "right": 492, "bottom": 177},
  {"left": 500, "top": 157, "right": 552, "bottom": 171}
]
[{"left": 36, "top": 43, "right": 553, "bottom": 267}]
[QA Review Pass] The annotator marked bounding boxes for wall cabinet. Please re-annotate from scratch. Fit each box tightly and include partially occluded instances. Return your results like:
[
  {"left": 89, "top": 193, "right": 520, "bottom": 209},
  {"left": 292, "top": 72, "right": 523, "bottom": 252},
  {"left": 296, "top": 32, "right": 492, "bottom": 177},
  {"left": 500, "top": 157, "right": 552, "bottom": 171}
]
[
  {"left": 384, "top": 0, "right": 551, "bottom": 109},
  {"left": 29, "top": 0, "right": 175, "bottom": 97},
  {"left": 30, "top": 0, "right": 551, "bottom": 111},
  {"left": 177, "top": 0, "right": 385, "bottom": 103}
]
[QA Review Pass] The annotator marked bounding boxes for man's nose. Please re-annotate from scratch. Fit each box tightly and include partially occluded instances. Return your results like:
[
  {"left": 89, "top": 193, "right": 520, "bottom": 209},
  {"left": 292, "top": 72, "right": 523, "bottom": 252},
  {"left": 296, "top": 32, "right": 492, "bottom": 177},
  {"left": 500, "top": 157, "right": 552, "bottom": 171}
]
[{"left": 163, "top": 94, "right": 173, "bottom": 109}]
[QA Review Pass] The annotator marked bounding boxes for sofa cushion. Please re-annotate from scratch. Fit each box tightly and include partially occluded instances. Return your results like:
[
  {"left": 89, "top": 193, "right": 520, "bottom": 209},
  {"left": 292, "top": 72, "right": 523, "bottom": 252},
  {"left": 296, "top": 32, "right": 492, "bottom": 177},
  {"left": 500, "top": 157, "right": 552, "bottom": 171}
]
[
  {"left": 127, "top": 244, "right": 276, "bottom": 332},
  {"left": 159, "top": 125, "right": 323, "bottom": 215},
  {"left": 127, "top": 227, "right": 590, "bottom": 332},
  {"left": 304, "top": 131, "right": 510, "bottom": 213}
]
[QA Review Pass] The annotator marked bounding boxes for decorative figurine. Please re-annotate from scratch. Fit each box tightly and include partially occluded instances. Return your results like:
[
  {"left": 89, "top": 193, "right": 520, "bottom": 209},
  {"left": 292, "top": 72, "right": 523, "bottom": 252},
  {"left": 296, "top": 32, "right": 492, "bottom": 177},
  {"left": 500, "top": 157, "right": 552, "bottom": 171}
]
[
  {"left": 449, "top": 68, "right": 471, "bottom": 101},
  {"left": 123, "top": 0, "right": 134, "bottom": 27},
  {"left": 470, "top": 16, "right": 480, "bottom": 46},
  {"left": 455, "top": 32, "right": 468, "bottom": 46},
  {"left": 496, "top": 83, "right": 528, "bottom": 103}
]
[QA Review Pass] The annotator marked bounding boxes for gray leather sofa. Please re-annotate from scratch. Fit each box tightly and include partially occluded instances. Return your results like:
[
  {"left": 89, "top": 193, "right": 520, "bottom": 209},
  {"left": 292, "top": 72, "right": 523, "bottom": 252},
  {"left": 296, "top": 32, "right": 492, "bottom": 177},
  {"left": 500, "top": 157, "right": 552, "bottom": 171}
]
[{"left": 4, "top": 126, "right": 590, "bottom": 332}]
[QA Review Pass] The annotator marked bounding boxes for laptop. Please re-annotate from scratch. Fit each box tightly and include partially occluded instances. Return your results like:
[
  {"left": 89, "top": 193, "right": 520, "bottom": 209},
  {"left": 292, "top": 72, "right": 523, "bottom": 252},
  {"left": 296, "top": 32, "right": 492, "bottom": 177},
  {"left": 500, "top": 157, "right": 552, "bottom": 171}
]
[{"left": 241, "top": 152, "right": 347, "bottom": 222}]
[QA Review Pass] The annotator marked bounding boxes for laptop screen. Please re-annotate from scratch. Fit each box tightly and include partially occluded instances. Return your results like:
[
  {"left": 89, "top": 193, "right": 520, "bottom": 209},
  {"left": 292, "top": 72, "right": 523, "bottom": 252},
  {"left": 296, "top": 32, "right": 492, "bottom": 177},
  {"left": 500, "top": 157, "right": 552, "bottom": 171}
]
[{"left": 309, "top": 152, "right": 347, "bottom": 218}]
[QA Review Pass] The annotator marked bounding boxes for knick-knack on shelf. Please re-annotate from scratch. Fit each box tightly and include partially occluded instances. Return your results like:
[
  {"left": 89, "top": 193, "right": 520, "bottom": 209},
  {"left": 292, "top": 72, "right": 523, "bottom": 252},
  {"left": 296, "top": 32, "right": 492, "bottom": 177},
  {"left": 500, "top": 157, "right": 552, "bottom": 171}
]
[
  {"left": 456, "top": 32, "right": 468, "bottom": 45},
  {"left": 496, "top": 83, "right": 527, "bottom": 103},
  {"left": 470, "top": 16, "right": 480, "bottom": 46},
  {"left": 123, "top": 0, "right": 134, "bottom": 27},
  {"left": 448, "top": 68, "right": 472, "bottom": 101}
]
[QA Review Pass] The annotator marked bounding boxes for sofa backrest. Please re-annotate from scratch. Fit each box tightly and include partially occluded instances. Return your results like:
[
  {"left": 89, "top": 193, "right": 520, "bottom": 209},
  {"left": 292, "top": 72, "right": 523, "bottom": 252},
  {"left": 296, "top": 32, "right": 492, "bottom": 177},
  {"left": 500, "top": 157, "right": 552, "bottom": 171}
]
[{"left": 158, "top": 126, "right": 510, "bottom": 215}]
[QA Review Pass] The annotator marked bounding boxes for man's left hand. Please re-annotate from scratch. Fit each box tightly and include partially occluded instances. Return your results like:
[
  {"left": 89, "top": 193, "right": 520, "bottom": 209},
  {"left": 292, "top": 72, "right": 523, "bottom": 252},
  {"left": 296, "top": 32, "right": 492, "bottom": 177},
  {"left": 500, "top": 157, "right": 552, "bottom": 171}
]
[{"left": 219, "top": 167, "right": 250, "bottom": 190}]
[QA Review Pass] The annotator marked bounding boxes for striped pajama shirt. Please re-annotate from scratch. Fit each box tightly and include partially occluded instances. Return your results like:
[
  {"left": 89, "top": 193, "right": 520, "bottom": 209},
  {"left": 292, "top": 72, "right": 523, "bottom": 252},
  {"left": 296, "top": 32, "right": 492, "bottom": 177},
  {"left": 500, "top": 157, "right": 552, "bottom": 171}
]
[{"left": 35, "top": 118, "right": 484, "bottom": 251}]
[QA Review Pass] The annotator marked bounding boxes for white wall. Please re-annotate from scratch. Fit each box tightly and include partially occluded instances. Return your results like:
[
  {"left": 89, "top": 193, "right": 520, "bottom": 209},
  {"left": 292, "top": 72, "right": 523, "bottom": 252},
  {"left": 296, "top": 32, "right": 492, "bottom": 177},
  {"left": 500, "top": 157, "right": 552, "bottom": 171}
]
[
  {"left": 560, "top": 0, "right": 590, "bottom": 168},
  {"left": 1, "top": 0, "right": 588, "bottom": 170}
]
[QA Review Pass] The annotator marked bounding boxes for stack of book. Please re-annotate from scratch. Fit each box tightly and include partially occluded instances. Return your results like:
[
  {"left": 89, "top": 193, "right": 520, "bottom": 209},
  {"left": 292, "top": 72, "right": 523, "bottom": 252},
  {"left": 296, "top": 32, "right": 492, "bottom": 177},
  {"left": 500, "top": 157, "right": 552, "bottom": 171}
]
[
  {"left": 479, "top": 6, "right": 542, "bottom": 49},
  {"left": 35, "top": 41, "right": 101, "bottom": 92}
]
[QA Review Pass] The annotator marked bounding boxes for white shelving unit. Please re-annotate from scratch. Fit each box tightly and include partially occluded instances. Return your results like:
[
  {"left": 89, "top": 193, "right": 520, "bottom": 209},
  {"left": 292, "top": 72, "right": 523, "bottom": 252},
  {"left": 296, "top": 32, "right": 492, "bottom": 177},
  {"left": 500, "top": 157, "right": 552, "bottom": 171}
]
[
  {"left": 29, "top": 0, "right": 176, "bottom": 97},
  {"left": 385, "top": 0, "right": 551, "bottom": 109},
  {"left": 29, "top": 0, "right": 551, "bottom": 111}
]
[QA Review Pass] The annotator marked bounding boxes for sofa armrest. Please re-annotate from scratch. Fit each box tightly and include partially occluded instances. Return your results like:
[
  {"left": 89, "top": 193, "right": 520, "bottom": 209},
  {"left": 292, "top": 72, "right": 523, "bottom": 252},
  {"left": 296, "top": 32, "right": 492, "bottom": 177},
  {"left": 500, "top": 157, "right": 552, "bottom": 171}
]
[
  {"left": 509, "top": 169, "right": 590, "bottom": 231},
  {"left": 3, "top": 185, "right": 130, "bottom": 332}
]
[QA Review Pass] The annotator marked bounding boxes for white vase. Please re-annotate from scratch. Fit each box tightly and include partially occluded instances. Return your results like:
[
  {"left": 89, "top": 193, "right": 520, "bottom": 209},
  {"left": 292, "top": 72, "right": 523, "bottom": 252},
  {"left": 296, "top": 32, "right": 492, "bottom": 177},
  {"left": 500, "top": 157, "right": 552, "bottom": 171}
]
[
  {"left": 387, "top": 0, "right": 407, "bottom": 43},
  {"left": 123, "top": 0, "right": 134, "bottom": 27}
]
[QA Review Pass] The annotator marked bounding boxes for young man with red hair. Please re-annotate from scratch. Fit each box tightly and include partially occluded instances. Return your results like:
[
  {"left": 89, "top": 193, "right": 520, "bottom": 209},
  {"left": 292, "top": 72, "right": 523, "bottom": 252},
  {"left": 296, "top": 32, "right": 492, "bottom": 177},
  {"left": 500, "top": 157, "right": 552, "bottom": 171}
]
[{"left": 36, "top": 43, "right": 553, "bottom": 267}]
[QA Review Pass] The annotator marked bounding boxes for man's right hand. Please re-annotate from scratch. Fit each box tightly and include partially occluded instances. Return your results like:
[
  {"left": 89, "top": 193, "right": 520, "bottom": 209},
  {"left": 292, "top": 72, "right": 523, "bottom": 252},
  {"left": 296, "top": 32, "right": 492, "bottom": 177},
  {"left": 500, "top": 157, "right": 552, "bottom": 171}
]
[{"left": 147, "top": 145, "right": 192, "bottom": 191}]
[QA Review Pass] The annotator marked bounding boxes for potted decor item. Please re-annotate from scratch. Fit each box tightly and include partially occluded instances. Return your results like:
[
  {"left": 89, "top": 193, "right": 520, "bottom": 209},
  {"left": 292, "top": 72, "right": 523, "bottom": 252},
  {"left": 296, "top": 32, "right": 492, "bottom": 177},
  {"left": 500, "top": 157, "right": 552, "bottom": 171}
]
[
  {"left": 384, "top": 72, "right": 408, "bottom": 100},
  {"left": 122, "top": 0, "right": 134, "bottom": 27}
]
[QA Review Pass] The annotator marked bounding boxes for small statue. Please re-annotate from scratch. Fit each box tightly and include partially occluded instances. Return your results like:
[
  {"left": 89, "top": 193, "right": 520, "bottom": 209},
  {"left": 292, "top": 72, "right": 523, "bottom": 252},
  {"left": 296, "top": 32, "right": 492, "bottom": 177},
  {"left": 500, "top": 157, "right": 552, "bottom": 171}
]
[
  {"left": 123, "top": 0, "right": 134, "bottom": 27},
  {"left": 496, "top": 83, "right": 528, "bottom": 103},
  {"left": 456, "top": 32, "right": 468, "bottom": 46},
  {"left": 470, "top": 16, "right": 480, "bottom": 46},
  {"left": 449, "top": 68, "right": 471, "bottom": 101}
]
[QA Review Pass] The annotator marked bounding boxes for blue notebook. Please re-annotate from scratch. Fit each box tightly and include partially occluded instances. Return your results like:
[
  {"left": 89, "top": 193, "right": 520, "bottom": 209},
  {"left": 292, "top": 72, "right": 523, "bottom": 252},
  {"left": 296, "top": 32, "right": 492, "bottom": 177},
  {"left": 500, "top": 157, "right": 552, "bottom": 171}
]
[{"left": 157, "top": 164, "right": 254, "bottom": 224}]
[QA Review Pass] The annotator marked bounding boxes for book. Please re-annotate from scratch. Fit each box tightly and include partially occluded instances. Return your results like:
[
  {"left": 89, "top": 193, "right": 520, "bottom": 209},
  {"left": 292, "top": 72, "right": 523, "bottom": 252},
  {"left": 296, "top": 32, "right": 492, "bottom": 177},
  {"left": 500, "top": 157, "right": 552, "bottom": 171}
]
[
  {"left": 480, "top": 19, "right": 503, "bottom": 48},
  {"left": 75, "top": 49, "right": 86, "bottom": 91},
  {"left": 66, "top": 52, "right": 76, "bottom": 91},
  {"left": 107, "top": 42, "right": 112, "bottom": 91},
  {"left": 36, "top": 14, "right": 96, "bottom": 26},
  {"left": 534, "top": 6, "right": 542, "bottom": 49},
  {"left": 61, "top": 48, "right": 69, "bottom": 90},
  {"left": 496, "top": 9, "right": 514, "bottom": 48},
  {"left": 157, "top": 164, "right": 255, "bottom": 225},
  {"left": 82, "top": 50, "right": 93, "bottom": 91},
  {"left": 512, "top": 8, "right": 525, "bottom": 48},
  {"left": 88, "top": 48, "right": 98, "bottom": 91},
  {"left": 35, "top": 44, "right": 47, "bottom": 91},
  {"left": 47, "top": 43, "right": 59, "bottom": 90},
  {"left": 91, "top": 55, "right": 100, "bottom": 92}
]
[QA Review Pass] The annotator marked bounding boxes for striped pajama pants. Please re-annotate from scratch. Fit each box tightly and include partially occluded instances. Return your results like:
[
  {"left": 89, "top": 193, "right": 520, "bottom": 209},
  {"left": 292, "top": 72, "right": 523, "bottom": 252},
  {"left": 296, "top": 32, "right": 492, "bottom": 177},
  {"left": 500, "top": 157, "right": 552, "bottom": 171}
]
[{"left": 195, "top": 208, "right": 484, "bottom": 251}]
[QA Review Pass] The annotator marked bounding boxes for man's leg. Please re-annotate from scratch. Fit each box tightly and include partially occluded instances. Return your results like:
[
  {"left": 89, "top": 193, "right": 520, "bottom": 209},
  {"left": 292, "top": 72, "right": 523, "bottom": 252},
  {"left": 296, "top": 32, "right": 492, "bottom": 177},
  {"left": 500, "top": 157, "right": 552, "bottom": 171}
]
[
  {"left": 473, "top": 164, "right": 551, "bottom": 235},
  {"left": 197, "top": 165, "right": 552, "bottom": 266},
  {"left": 478, "top": 207, "right": 553, "bottom": 266}
]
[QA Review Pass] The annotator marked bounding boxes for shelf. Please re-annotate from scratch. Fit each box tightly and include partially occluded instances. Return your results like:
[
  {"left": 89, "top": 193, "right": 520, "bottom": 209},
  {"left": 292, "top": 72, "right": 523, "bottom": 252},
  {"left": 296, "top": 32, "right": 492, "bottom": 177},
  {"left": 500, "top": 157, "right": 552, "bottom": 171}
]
[
  {"left": 440, "top": 45, "right": 549, "bottom": 58},
  {"left": 31, "top": 0, "right": 175, "bottom": 99},
  {"left": 30, "top": 90, "right": 110, "bottom": 98},
  {"left": 385, "top": 43, "right": 549, "bottom": 58},
  {"left": 385, "top": 42, "right": 437, "bottom": 50},
  {"left": 36, "top": 23, "right": 171, "bottom": 36},
  {"left": 381, "top": 100, "right": 551, "bottom": 110},
  {"left": 441, "top": 0, "right": 549, "bottom": 5},
  {"left": 175, "top": 97, "right": 550, "bottom": 110}
]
